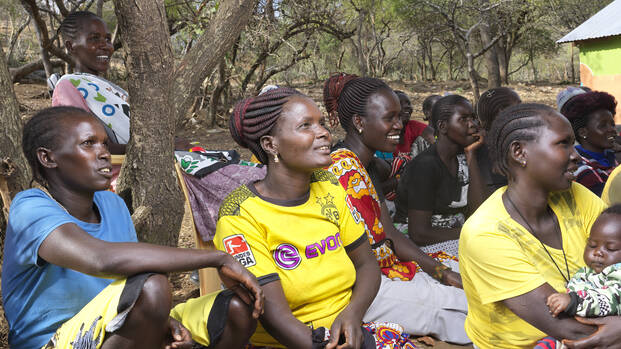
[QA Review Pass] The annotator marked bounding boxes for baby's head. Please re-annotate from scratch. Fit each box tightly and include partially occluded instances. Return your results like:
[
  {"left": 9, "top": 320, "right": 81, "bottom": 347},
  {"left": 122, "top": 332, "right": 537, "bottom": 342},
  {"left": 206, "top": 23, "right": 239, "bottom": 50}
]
[{"left": 585, "top": 204, "right": 621, "bottom": 273}]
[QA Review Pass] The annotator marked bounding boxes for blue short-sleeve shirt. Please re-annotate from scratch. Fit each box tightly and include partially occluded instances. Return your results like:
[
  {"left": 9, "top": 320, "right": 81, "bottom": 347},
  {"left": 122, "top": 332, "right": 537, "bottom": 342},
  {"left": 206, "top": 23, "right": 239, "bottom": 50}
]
[{"left": 2, "top": 189, "right": 137, "bottom": 349}]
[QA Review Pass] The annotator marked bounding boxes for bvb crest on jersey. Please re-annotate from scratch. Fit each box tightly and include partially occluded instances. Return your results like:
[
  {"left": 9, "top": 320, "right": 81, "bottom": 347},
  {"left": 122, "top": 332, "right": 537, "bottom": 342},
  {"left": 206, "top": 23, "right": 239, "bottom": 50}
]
[{"left": 317, "top": 193, "right": 339, "bottom": 225}]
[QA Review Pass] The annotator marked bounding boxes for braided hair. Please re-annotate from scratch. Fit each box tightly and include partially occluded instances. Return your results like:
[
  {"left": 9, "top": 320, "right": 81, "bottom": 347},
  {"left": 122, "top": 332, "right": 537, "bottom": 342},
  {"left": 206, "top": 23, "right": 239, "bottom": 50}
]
[
  {"left": 22, "top": 106, "right": 96, "bottom": 186},
  {"left": 229, "top": 87, "right": 302, "bottom": 164},
  {"left": 488, "top": 103, "right": 552, "bottom": 179},
  {"left": 477, "top": 87, "right": 521, "bottom": 131},
  {"left": 323, "top": 72, "right": 392, "bottom": 131},
  {"left": 430, "top": 94, "right": 471, "bottom": 136},
  {"left": 559, "top": 91, "right": 616, "bottom": 142},
  {"left": 59, "top": 11, "right": 101, "bottom": 42}
]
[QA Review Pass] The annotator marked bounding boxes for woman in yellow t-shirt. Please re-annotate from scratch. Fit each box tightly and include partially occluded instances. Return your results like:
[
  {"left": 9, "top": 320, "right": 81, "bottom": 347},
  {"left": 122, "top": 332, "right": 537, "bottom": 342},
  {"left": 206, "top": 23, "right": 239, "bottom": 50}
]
[
  {"left": 210, "top": 86, "right": 405, "bottom": 349},
  {"left": 459, "top": 103, "right": 621, "bottom": 348}
]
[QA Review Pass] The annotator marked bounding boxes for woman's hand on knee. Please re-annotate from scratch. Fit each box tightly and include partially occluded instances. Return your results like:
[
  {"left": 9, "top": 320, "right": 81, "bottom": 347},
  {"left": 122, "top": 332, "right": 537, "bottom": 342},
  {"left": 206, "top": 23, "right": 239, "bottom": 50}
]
[
  {"left": 164, "top": 317, "right": 193, "bottom": 349},
  {"left": 563, "top": 316, "right": 621, "bottom": 349},
  {"left": 326, "top": 310, "right": 363, "bottom": 349},
  {"left": 442, "top": 270, "right": 463, "bottom": 289},
  {"left": 217, "top": 254, "right": 264, "bottom": 319}
]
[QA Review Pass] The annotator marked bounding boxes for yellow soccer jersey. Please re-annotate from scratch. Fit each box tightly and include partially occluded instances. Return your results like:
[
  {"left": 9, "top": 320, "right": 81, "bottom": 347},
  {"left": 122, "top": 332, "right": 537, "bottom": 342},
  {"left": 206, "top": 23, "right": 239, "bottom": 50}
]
[
  {"left": 459, "top": 183, "right": 607, "bottom": 349},
  {"left": 214, "top": 170, "right": 367, "bottom": 347}
]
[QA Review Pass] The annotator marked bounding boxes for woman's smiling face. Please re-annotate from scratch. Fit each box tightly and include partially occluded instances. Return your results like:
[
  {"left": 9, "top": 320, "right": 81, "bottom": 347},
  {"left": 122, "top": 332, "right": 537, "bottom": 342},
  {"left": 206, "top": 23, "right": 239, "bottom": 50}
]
[
  {"left": 68, "top": 17, "right": 113, "bottom": 75},
  {"left": 359, "top": 88, "right": 403, "bottom": 153},
  {"left": 580, "top": 109, "right": 617, "bottom": 152},
  {"left": 268, "top": 95, "right": 333, "bottom": 171}
]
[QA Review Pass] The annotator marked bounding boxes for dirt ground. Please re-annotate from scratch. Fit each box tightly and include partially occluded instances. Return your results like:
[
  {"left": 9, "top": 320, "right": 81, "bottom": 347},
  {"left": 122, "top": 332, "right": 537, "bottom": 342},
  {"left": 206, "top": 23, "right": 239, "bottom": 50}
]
[{"left": 1, "top": 80, "right": 565, "bottom": 348}]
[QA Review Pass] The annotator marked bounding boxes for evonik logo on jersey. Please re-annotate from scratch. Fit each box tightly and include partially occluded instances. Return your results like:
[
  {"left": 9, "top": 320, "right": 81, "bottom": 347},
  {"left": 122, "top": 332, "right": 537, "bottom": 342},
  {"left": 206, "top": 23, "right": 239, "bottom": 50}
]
[{"left": 222, "top": 234, "right": 256, "bottom": 267}]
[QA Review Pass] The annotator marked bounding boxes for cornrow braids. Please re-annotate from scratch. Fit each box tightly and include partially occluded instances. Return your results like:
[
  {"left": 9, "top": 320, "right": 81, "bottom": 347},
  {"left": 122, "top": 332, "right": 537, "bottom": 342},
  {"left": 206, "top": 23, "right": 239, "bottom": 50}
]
[
  {"left": 430, "top": 94, "right": 471, "bottom": 135},
  {"left": 488, "top": 103, "right": 552, "bottom": 179},
  {"left": 229, "top": 87, "right": 302, "bottom": 164},
  {"left": 323, "top": 72, "right": 392, "bottom": 131},
  {"left": 59, "top": 11, "right": 100, "bottom": 42},
  {"left": 560, "top": 91, "right": 617, "bottom": 142},
  {"left": 22, "top": 106, "right": 95, "bottom": 187},
  {"left": 477, "top": 87, "right": 521, "bottom": 131}
]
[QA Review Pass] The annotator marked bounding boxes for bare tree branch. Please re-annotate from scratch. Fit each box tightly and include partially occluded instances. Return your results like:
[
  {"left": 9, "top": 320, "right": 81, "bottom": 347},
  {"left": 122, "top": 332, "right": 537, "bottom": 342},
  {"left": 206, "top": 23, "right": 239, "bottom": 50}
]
[
  {"left": 7, "top": 13, "right": 31, "bottom": 63},
  {"left": 10, "top": 59, "right": 64, "bottom": 83},
  {"left": 54, "top": 0, "right": 69, "bottom": 16}
]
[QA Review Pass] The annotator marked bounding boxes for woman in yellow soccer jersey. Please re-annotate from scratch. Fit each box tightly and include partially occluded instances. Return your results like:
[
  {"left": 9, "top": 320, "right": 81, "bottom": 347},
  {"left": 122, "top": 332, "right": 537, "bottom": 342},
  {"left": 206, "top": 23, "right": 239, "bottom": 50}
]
[
  {"left": 194, "top": 86, "right": 414, "bottom": 348},
  {"left": 220, "top": 86, "right": 379, "bottom": 349}
]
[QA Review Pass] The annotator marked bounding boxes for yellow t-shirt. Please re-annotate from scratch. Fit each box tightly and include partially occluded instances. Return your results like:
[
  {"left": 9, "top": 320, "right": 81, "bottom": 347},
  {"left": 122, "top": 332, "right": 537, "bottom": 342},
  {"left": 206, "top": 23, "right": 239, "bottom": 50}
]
[
  {"left": 459, "top": 182, "right": 607, "bottom": 349},
  {"left": 602, "top": 164, "right": 621, "bottom": 205},
  {"left": 214, "top": 170, "right": 366, "bottom": 347}
]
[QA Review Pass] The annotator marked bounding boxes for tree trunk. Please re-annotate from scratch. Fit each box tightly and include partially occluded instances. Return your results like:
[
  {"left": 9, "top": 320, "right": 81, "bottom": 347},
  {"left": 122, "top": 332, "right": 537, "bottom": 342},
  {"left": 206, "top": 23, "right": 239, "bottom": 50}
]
[
  {"left": 0, "top": 46, "right": 32, "bottom": 348},
  {"left": 448, "top": 49, "right": 454, "bottom": 80},
  {"left": 96, "top": 0, "right": 104, "bottom": 17},
  {"left": 113, "top": 0, "right": 184, "bottom": 245},
  {"left": 28, "top": 11, "right": 54, "bottom": 77},
  {"left": 8, "top": 13, "right": 31, "bottom": 64},
  {"left": 113, "top": 0, "right": 257, "bottom": 245},
  {"left": 171, "top": 0, "right": 257, "bottom": 127},
  {"left": 209, "top": 58, "right": 229, "bottom": 127},
  {"left": 497, "top": 38, "right": 509, "bottom": 84},
  {"left": 427, "top": 42, "right": 436, "bottom": 81},
  {"left": 479, "top": 22, "right": 501, "bottom": 89},
  {"left": 354, "top": 10, "right": 368, "bottom": 76},
  {"left": 530, "top": 48, "right": 538, "bottom": 82},
  {"left": 20, "top": 0, "right": 74, "bottom": 66},
  {"left": 467, "top": 52, "right": 481, "bottom": 105},
  {"left": 570, "top": 44, "right": 576, "bottom": 84},
  {"left": 265, "top": 0, "right": 276, "bottom": 22},
  {"left": 0, "top": 45, "right": 31, "bottom": 227}
]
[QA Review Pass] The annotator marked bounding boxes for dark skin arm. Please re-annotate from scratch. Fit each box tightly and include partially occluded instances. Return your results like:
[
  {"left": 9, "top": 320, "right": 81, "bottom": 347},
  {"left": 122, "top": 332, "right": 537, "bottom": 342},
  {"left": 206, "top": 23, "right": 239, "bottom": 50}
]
[
  {"left": 407, "top": 131, "right": 486, "bottom": 246},
  {"left": 259, "top": 280, "right": 313, "bottom": 349},
  {"left": 38, "top": 222, "right": 264, "bottom": 318},
  {"left": 327, "top": 240, "right": 380, "bottom": 349},
  {"left": 563, "top": 317, "right": 621, "bottom": 349},
  {"left": 503, "top": 283, "right": 595, "bottom": 341},
  {"left": 407, "top": 209, "right": 461, "bottom": 246},
  {"left": 463, "top": 131, "right": 486, "bottom": 213},
  {"left": 371, "top": 158, "right": 397, "bottom": 196},
  {"left": 380, "top": 202, "right": 461, "bottom": 288},
  {"left": 258, "top": 241, "right": 380, "bottom": 349}
]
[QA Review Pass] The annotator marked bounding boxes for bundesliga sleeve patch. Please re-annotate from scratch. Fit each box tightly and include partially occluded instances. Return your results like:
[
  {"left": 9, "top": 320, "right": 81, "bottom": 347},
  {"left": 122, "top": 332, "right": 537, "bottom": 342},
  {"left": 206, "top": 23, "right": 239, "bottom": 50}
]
[{"left": 222, "top": 234, "right": 256, "bottom": 267}]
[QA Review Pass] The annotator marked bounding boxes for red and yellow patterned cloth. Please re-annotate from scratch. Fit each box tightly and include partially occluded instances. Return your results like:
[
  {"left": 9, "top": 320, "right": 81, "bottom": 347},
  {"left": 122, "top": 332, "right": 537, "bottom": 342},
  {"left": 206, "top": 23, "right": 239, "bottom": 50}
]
[{"left": 327, "top": 148, "right": 418, "bottom": 281}]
